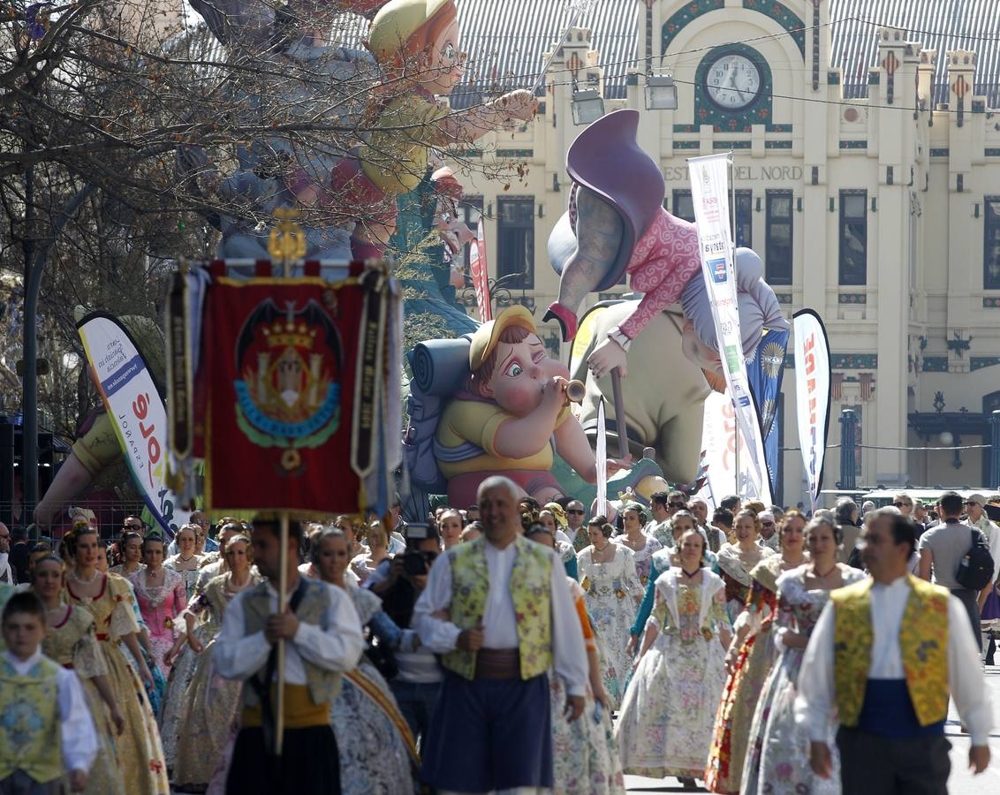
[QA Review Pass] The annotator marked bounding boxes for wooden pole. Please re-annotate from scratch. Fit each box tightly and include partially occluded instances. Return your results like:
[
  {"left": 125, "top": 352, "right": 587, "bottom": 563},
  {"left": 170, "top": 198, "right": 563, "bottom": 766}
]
[
  {"left": 610, "top": 368, "right": 628, "bottom": 460},
  {"left": 275, "top": 511, "right": 289, "bottom": 756}
]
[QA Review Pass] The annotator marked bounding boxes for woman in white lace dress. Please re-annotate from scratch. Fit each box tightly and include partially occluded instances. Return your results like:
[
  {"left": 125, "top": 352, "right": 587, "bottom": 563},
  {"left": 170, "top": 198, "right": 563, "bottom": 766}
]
[
  {"left": 616, "top": 530, "right": 732, "bottom": 789},
  {"left": 577, "top": 516, "right": 643, "bottom": 708},
  {"left": 313, "top": 527, "right": 417, "bottom": 795},
  {"left": 741, "top": 517, "right": 866, "bottom": 795}
]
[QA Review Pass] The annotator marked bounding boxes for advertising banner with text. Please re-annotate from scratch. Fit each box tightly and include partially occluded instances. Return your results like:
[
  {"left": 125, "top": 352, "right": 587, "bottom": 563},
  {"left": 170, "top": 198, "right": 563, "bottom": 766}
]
[
  {"left": 78, "top": 313, "right": 190, "bottom": 536},
  {"left": 792, "top": 310, "right": 832, "bottom": 510},
  {"left": 688, "top": 154, "right": 766, "bottom": 498}
]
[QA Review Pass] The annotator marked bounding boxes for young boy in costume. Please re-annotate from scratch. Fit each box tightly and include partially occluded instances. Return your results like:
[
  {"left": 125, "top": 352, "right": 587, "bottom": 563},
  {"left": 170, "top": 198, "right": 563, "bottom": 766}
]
[{"left": 0, "top": 592, "right": 97, "bottom": 794}]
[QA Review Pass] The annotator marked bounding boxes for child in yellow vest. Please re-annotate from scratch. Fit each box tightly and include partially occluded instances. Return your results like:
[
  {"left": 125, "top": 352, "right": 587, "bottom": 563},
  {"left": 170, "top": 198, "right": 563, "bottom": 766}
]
[{"left": 0, "top": 591, "right": 98, "bottom": 795}]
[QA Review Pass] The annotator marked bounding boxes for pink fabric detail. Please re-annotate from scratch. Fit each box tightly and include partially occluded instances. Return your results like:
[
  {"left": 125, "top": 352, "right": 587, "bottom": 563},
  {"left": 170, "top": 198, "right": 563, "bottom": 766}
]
[{"left": 619, "top": 209, "right": 702, "bottom": 340}]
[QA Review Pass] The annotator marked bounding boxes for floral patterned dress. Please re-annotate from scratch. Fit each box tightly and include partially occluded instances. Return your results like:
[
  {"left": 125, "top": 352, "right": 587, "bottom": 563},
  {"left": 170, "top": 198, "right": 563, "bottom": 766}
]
[
  {"left": 65, "top": 573, "right": 170, "bottom": 795},
  {"left": 42, "top": 604, "right": 127, "bottom": 795},
  {"left": 614, "top": 533, "right": 663, "bottom": 586},
  {"left": 549, "top": 578, "right": 627, "bottom": 795},
  {"left": 130, "top": 567, "right": 187, "bottom": 678},
  {"left": 741, "top": 566, "right": 866, "bottom": 795},
  {"left": 716, "top": 543, "right": 775, "bottom": 623},
  {"left": 615, "top": 569, "right": 731, "bottom": 779},
  {"left": 704, "top": 555, "right": 784, "bottom": 793},
  {"left": 172, "top": 572, "right": 261, "bottom": 789},
  {"left": 578, "top": 544, "right": 643, "bottom": 708},
  {"left": 333, "top": 586, "right": 416, "bottom": 795}
]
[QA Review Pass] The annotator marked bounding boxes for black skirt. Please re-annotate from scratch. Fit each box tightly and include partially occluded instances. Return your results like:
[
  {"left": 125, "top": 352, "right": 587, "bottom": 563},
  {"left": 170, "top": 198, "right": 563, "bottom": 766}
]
[{"left": 226, "top": 726, "right": 340, "bottom": 795}]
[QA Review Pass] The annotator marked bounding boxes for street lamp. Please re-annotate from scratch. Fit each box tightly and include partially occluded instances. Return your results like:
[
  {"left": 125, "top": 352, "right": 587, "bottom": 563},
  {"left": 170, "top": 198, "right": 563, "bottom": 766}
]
[
  {"left": 644, "top": 74, "right": 678, "bottom": 110},
  {"left": 571, "top": 88, "right": 605, "bottom": 126}
]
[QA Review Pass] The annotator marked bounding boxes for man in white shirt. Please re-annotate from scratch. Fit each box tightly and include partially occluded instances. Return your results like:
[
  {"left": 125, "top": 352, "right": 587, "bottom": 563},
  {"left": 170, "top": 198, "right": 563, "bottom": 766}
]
[
  {"left": 797, "top": 508, "right": 992, "bottom": 794},
  {"left": 213, "top": 518, "right": 364, "bottom": 794},
  {"left": 415, "top": 476, "right": 588, "bottom": 794}
]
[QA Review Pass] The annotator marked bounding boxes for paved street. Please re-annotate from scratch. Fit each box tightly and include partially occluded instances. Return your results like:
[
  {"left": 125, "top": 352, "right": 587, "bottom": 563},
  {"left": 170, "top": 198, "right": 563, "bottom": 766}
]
[{"left": 625, "top": 663, "right": 1000, "bottom": 794}]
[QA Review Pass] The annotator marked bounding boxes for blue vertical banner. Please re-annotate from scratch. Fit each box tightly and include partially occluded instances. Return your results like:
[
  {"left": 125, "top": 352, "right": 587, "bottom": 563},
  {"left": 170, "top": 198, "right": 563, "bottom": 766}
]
[{"left": 745, "top": 327, "right": 790, "bottom": 496}]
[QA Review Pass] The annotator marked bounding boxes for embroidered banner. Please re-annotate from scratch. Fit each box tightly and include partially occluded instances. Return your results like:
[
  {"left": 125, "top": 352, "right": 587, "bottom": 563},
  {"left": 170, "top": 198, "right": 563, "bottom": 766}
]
[
  {"left": 77, "top": 313, "right": 190, "bottom": 536},
  {"left": 792, "top": 310, "right": 832, "bottom": 510},
  {"left": 200, "top": 275, "right": 378, "bottom": 513},
  {"left": 687, "top": 154, "right": 766, "bottom": 498}
]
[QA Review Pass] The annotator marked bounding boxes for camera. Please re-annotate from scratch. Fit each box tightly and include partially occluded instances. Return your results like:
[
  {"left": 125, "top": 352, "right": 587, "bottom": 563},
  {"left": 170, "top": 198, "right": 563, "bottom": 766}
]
[{"left": 402, "top": 550, "right": 436, "bottom": 576}]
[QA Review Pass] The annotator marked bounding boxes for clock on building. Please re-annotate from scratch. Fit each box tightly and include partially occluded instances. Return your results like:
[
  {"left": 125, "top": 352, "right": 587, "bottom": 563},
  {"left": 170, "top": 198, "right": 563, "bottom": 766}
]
[{"left": 703, "top": 52, "right": 763, "bottom": 111}]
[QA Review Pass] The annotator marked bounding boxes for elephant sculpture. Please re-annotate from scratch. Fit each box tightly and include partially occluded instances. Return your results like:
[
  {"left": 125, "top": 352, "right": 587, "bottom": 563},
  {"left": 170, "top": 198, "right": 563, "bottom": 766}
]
[{"left": 543, "top": 109, "right": 789, "bottom": 382}]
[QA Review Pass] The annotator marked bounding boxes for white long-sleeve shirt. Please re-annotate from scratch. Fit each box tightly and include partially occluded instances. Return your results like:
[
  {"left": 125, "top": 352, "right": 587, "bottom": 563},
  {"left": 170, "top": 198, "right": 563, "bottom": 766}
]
[
  {"left": 795, "top": 575, "right": 993, "bottom": 745},
  {"left": 3, "top": 650, "right": 98, "bottom": 774},
  {"left": 413, "top": 540, "right": 589, "bottom": 697},
  {"left": 213, "top": 578, "right": 364, "bottom": 684}
]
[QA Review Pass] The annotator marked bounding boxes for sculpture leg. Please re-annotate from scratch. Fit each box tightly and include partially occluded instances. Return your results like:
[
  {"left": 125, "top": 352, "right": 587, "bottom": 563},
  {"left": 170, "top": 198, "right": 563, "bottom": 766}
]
[{"left": 543, "top": 191, "right": 624, "bottom": 342}]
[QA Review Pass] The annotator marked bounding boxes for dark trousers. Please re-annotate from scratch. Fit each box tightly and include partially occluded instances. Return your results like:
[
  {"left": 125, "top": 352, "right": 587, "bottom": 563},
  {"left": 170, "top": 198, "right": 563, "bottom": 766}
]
[
  {"left": 421, "top": 671, "right": 552, "bottom": 792},
  {"left": 951, "top": 588, "right": 982, "bottom": 651},
  {"left": 226, "top": 725, "right": 340, "bottom": 795},
  {"left": 390, "top": 679, "right": 442, "bottom": 751},
  {"left": 837, "top": 726, "right": 951, "bottom": 795},
  {"left": 0, "top": 772, "right": 60, "bottom": 795}
]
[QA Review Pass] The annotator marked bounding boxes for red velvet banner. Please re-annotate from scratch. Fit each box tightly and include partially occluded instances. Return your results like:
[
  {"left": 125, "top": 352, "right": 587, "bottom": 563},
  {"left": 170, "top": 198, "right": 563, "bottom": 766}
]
[{"left": 199, "top": 276, "right": 371, "bottom": 513}]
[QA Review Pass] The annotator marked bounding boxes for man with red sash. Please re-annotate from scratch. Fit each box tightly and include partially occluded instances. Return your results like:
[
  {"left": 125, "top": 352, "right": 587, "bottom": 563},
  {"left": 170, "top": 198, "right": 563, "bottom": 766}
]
[
  {"left": 414, "top": 475, "right": 589, "bottom": 794},
  {"left": 797, "top": 508, "right": 992, "bottom": 794}
]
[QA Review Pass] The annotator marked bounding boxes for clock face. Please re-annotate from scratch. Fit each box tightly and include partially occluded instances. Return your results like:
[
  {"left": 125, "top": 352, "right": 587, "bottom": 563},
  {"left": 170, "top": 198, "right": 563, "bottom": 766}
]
[{"left": 705, "top": 53, "right": 762, "bottom": 110}]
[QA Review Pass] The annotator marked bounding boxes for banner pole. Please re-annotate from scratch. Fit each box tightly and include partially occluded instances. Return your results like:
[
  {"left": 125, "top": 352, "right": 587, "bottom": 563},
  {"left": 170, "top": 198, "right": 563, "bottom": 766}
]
[
  {"left": 275, "top": 231, "right": 294, "bottom": 757},
  {"left": 729, "top": 155, "right": 740, "bottom": 497},
  {"left": 610, "top": 368, "right": 629, "bottom": 460}
]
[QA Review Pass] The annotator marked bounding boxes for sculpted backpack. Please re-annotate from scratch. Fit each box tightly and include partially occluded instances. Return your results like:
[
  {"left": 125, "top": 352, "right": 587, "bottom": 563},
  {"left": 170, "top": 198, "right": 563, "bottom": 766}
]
[{"left": 955, "top": 528, "right": 995, "bottom": 591}]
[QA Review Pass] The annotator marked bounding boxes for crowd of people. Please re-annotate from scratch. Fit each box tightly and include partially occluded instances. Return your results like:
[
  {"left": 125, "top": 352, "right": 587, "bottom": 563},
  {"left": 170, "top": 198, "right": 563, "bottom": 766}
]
[{"left": 0, "top": 484, "right": 995, "bottom": 794}]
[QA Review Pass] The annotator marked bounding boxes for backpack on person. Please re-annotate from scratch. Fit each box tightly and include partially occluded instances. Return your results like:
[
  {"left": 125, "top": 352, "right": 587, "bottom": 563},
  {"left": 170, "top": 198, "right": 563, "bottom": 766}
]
[{"left": 955, "top": 528, "right": 995, "bottom": 591}]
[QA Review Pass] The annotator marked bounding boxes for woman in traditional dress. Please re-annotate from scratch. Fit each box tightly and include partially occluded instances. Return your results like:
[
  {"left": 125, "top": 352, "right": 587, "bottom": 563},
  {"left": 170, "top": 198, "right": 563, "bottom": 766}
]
[
  {"left": 540, "top": 508, "right": 580, "bottom": 580},
  {"left": 159, "top": 523, "right": 209, "bottom": 763},
  {"left": 704, "top": 510, "right": 808, "bottom": 793},
  {"left": 313, "top": 526, "right": 417, "bottom": 794},
  {"left": 741, "top": 517, "right": 866, "bottom": 795},
  {"left": 438, "top": 508, "right": 464, "bottom": 551},
  {"left": 716, "top": 510, "right": 776, "bottom": 622},
  {"left": 130, "top": 533, "right": 187, "bottom": 679},
  {"left": 350, "top": 520, "right": 391, "bottom": 584},
  {"left": 164, "top": 523, "right": 205, "bottom": 599},
  {"left": 577, "top": 516, "right": 643, "bottom": 708},
  {"left": 63, "top": 525, "right": 170, "bottom": 795},
  {"left": 525, "top": 525, "right": 626, "bottom": 795},
  {"left": 109, "top": 530, "right": 144, "bottom": 577},
  {"left": 614, "top": 502, "right": 663, "bottom": 586},
  {"left": 170, "top": 535, "right": 260, "bottom": 792},
  {"left": 616, "top": 529, "right": 732, "bottom": 789},
  {"left": 33, "top": 554, "right": 128, "bottom": 795}
]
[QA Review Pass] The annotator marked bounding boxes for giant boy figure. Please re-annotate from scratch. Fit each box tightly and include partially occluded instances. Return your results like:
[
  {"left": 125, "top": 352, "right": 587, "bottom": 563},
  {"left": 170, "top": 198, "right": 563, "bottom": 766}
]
[{"left": 434, "top": 306, "right": 608, "bottom": 507}]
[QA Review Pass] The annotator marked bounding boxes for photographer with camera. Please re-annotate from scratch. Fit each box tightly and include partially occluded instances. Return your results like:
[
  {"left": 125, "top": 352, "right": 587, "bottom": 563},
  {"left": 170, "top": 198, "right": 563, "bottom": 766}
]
[{"left": 375, "top": 524, "right": 444, "bottom": 750}]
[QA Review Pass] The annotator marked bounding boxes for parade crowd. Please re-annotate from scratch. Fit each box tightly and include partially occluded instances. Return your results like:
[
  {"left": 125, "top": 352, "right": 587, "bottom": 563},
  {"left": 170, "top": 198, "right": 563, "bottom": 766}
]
[{"left": 0, "top": 483, "right": 995, "bottom": 794}]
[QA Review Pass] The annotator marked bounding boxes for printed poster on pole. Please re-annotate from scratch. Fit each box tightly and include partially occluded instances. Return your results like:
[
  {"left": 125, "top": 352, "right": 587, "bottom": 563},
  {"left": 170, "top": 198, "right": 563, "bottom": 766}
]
[{"left": 792, "top": 310, "right": 832, "bottom": 510}]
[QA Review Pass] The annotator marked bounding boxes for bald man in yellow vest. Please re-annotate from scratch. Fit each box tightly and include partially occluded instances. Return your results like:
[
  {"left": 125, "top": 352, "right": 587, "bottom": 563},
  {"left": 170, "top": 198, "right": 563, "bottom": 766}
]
[{"left": 796, "top": 508, "right": 992, "bottom": 794}]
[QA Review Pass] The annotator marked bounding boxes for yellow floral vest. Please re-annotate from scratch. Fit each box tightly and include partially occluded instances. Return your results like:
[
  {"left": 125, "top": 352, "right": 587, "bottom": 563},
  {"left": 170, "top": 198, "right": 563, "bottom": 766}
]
[
  {"left": 0, "top": 655, "right": 63, "bottom": 783},
  {"left": 442, "top": 535, "right": 554, "bottom": 680},
  {"left": 242, "top": 579, "right": 343, "bottom": 709},
  {"left": 831, "top": 575, "right": 950, "bottom": 727}
]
